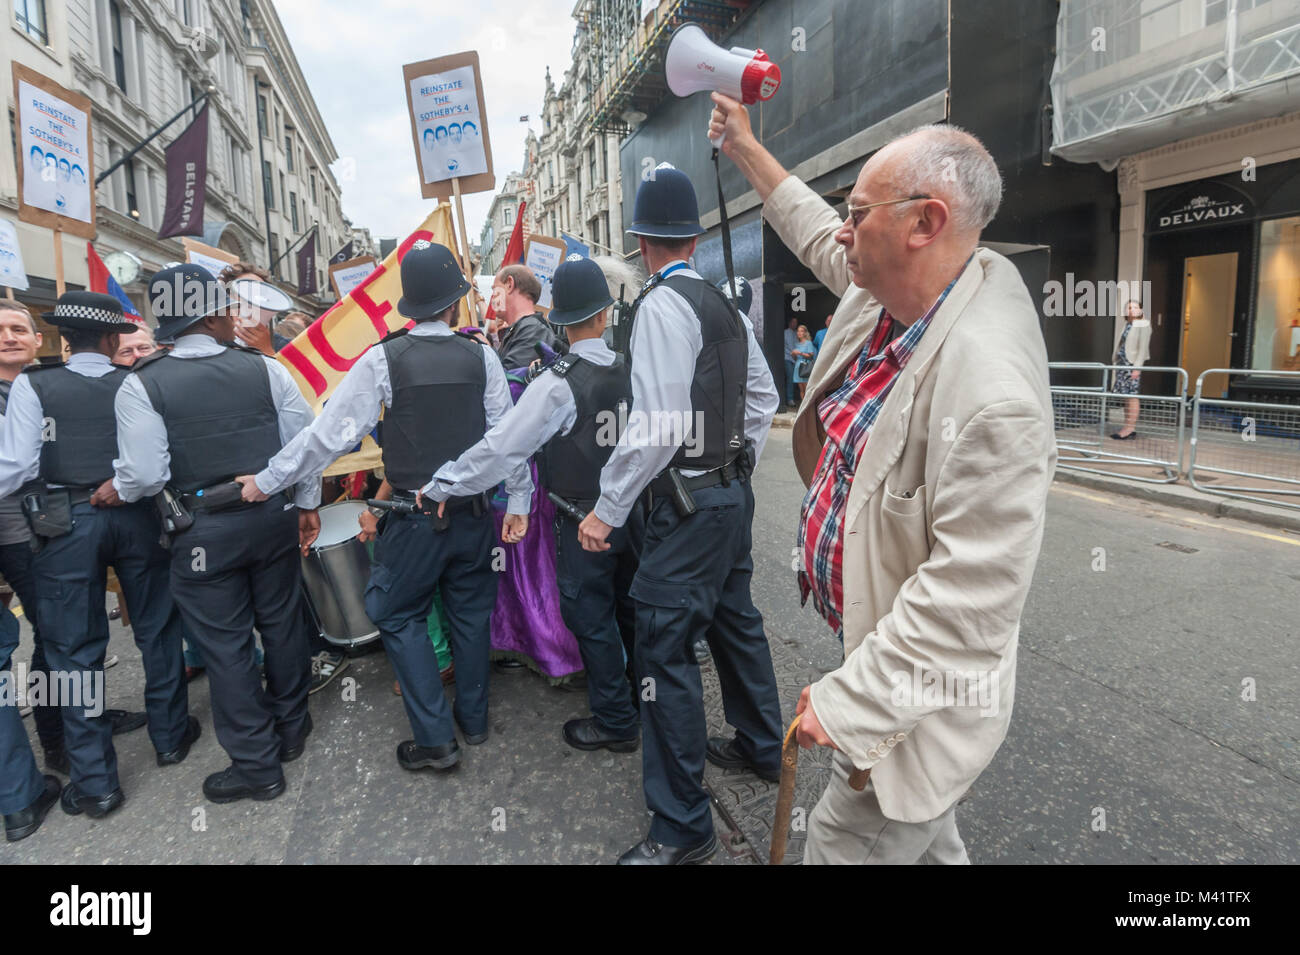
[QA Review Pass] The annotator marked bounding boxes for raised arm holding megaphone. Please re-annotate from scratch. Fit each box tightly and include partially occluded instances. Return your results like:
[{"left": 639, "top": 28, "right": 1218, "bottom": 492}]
[{"left": 707, "top": 92, "right": 795, "bottom": 204}]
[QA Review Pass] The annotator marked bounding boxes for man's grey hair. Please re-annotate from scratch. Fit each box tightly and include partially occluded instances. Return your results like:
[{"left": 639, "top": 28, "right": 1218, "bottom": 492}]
[
  {"left": 592, "top": 255, "right": 645, "bottom": 303},
  {"left": 885, "top": 124, "right": 1002, "bottom": 233}
]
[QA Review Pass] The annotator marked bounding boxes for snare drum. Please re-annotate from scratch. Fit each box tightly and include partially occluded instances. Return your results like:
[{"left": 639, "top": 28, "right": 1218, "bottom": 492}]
[{"left": 300, "top": 500, "right": 380, "bottom": 649}]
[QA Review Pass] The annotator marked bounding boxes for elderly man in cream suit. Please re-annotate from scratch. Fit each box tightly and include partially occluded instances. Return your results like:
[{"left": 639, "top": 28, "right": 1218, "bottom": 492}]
[{"left": 710, "top": 95, "right": 1057, "bottom": 864}]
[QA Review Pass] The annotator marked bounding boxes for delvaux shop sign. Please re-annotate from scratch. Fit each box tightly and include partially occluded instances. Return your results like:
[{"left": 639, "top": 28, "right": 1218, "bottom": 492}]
[{"left": 1149, "top": 181, "right": 1254, "bottom": 234}]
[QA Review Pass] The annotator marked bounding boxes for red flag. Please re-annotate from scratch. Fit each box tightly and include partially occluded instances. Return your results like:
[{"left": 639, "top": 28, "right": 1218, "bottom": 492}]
[{"left": 485, "top": 200, "right": 526, "bottom": 323}]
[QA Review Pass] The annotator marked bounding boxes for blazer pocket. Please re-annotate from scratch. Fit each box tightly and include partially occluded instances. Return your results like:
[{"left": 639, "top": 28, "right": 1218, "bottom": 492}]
[{"left": 881, "top": 483, "right": 927, "bottom": 518}]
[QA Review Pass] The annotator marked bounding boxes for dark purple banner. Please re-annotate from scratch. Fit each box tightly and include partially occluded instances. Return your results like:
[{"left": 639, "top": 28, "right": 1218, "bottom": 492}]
[
  {"left": 158, "top": 104, "right": 208, "bottom": 239},
  {"left": 297, "top": 229, "right": 317, "bottom": 296},
  {"left": 329, "top": 240, "right": 354, "bottom": 264}
]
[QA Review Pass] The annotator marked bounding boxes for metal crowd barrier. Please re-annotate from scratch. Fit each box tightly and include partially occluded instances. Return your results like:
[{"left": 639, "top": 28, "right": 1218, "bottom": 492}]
[
  {"left": 1188, "top": 369, "right": 1300, "bottom": 511},
  {"left": 1050, "top": 363, "right": 1188, "bottom": 484}
]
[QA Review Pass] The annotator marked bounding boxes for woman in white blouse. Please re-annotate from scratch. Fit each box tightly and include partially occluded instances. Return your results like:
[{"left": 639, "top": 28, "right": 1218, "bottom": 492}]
[{"left": 1111, "top": 299, "right": 1151, "bottom": 439}]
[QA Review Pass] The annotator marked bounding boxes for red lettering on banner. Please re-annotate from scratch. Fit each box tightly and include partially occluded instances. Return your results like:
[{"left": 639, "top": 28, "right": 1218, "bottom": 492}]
[
  {"left": 305, "top": 318, "right": 368, "bottom": 373},
  {"left": 278, "top": 341, "right": 329, "bottom": 397},
  {"left": 350, "top": 263, "right": 392, "bottom": 336}
]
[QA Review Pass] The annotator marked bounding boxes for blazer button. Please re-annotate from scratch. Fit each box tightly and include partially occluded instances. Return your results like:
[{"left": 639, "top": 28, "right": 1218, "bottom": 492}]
[
  {"left": 894, "top": 733, "right": 905, "bottom": 742},
  {"left": 867, "top": 748, "right": 880, "bottom": 760}
]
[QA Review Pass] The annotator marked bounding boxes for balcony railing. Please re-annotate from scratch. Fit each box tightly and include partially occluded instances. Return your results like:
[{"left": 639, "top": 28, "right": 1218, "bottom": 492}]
[{"left": 1051, "top": 0, "right": 1300, "bottom": 162}]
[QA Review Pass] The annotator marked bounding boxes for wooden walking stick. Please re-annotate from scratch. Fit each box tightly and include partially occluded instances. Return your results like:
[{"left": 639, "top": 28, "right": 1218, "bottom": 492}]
[{"left": 769, "top": 713, "right": 872, "bottom": 865}]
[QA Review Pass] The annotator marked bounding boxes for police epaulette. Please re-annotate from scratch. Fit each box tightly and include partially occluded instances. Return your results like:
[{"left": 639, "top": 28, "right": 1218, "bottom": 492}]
[
  {"left": 21, "top": 360, "right": 66, "bottom": 373},
  {"left": 377, "top": 328, "right": 409, "bottom": 344},
  {"left": 548, "top": 354, "right": 578, "bottom": 377},
  {"left": 228, "top": 342, "right": 269, "bottom": 356},
  {"left": 129, "top": 349, "right": 170, "bottom": 372}
]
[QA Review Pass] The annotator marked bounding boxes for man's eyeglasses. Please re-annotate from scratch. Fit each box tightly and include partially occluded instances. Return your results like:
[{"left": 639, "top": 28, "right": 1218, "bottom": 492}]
[{"left": 844, "top": 194, "right": 931, "bottom": 228}]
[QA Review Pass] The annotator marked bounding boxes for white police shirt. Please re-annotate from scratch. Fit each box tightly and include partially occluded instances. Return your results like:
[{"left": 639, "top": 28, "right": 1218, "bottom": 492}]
[
  {"left": 0, "top": 352, "right": 118, "bottom": 499},
  {"left": 112, "top": 335, "right": 322, "bottom": 508},
  {"left": 422, "top": 336, "right": 615, "bottom": 503},
  {"left": 254, "top": 320, "right": 532, "bottom": 513},
  {"left": 593, "top": 260, "right": 778, "bottom": 528}
]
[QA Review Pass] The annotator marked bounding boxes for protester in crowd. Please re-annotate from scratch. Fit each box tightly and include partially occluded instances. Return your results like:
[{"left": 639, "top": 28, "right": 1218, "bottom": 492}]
[
  {"left": 783, "top": 316, "right": 800, "bottom": 409},
  {"left": 1111, "top": 298, "right": 1150, "bottom": 440},
  {"left": 217, "top": 262, "right": 289, "bottom": 356},
  {"left": 272, "top": 309, "right": 312, "bottom": 348},
  {"left": 792, "top": 324, "right": 817, "bottom": 402},
  {"left": 491, "top": 264, "right": 563, "bottom": 370},
  {"left": 711, "top": 95, "right": 1056, "bottom": 864},
  {"left": 112, "top": 322, "right": 157, "bottom": 365}
]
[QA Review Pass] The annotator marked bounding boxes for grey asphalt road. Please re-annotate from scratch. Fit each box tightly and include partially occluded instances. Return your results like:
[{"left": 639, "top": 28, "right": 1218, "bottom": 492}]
[{"left": 2, "top": 427, "right": 1296, "bottom": 864}]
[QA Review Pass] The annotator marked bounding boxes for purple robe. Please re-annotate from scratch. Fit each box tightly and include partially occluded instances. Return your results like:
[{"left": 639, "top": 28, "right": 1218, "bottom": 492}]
[{"left": 487, "top": 373, "right": 583, "bottom": 678}]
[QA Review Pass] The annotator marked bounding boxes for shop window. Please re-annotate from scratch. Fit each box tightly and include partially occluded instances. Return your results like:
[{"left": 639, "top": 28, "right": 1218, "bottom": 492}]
[{"left": 1253, "top": 215, "right": 1300, "bottom": 370}]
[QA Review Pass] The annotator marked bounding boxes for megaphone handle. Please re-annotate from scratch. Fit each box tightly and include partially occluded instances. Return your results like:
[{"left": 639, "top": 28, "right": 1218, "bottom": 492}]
[{"left": 710, "top": 130, "right": 726, "bottom": 149}]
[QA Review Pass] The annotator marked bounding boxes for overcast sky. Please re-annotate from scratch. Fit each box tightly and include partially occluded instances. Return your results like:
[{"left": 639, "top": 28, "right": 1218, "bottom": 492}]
[{"left": 276, "top": 0, "right": 578, "bottom": 257}]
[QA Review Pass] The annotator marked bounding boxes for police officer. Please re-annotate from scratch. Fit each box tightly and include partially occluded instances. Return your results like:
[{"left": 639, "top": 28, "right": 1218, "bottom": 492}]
[
  {"left": 113, "top": 267, "right": 320, "bottom": 804},
  {"left": 424, "top": 256, "right": 640, "bottom": 752},
  {"left": 236, "top": 241, "right": 531, "bottom": 772},
  {"left": 0, "top": 292, "right": 196, "bottom": 819},
  {"left": 2, "top": 601, "right": 60, "bottom": 840},
  {"left": 577, "top": 164, "right": 783, "bottom": 865}
]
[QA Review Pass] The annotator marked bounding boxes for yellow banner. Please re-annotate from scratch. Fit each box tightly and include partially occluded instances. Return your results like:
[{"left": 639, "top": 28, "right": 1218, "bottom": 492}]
[
  {"left": 276, "top": 204, "right": 465, "bottom": 402},
  {"left": 276, "top": 205, "right": 469, "bottom": 478}
]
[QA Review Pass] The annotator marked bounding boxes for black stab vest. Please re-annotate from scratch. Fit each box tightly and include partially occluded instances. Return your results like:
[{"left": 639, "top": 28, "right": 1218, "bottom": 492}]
[
  {"left": 540, "top": 353, "right": 632, "bottom": 502},
  {"left": 632, "top": 274, "right": 747, "bottom": 470},
  {"left": 380, "top": 331, "right": 487, "bottom": 490},
  {"left": 135, "top": 347, "right": 282, "bottom": 492},
  {"left": 25, "top": 363, "right": 130, "bottom": 488}
]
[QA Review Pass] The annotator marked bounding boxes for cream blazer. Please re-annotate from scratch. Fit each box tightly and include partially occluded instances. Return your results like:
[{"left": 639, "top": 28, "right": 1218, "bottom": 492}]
[
  {"left": 1113, "top": 318, "right": 1151, "bottom": 367},
  {"left": 763, "top": 175, "right": 1058, "bottom": 823}
]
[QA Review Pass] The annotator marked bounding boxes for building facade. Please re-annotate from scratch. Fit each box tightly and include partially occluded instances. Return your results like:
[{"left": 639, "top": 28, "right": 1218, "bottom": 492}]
[
  {"left": 2, "top": 0, "right": 360, "bottom": 340},
  {"left": 1052, "top": 0, "right": 1300, "bottom": 397},
  {"left": 478, "top": 131, "right": 538, "bottom": 275}
]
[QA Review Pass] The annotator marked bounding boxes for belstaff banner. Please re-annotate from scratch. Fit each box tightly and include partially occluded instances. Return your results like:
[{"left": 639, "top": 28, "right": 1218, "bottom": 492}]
[
  {"left": 158, "top": 104, "right": 209, "bottom": 239},
  {"left": 276, "top": 204, "right": 462, "bottom": 403}
]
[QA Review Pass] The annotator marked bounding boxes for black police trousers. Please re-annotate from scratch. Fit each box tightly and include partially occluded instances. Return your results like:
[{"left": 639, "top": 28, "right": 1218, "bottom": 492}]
[
  {"left": 35, "top": 500, "right": 189, "bottom": 795},
  {"left": 631, "top": 477, "right": 783, "bottom": 847},
  {"left": 554, "top": 506, "right": 642, "bottom": 738},
  {"left": 168, "top": 495, "right": 310, "bottom": 786},
  {"left": 0, "top": 604, "right": 44, "bottom": 814},
  {"left": 365, "top": 507, "right": 497, "bottom": 748}
]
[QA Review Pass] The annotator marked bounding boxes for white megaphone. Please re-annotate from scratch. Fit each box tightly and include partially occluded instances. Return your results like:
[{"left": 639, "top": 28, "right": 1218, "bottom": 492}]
[{"left": 665, "top": 22, "right": 781, "bottom": 147}]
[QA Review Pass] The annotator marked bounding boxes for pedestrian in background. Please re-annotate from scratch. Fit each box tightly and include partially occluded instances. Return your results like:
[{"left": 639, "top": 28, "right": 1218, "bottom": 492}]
[
  {"left": 792, "top": 324, "right": 817, "bottom": 403},
  {"left": 783, "top": 315, "right": 800, "bottom": 409},
  {"left": 814, "top": 313, "right": 832, "bottom": 350},
  {"left": 1110, "top": 298, "right": 1150, "bottom": 440}
]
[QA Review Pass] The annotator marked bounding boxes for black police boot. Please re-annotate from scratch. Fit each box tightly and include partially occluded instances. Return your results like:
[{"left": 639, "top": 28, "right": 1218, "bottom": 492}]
[
  {"left": 397, "top": 740, "right": 460, "bottom": 771},
  {"left": 5, "top": 775, "right": 60, "bottom": 842},
  {"left": 278, "top": 712, "right": 313, "bottom": 763},
  {"left": 706, "top": 735, "right": 780, "bottom": 783},
  {"left": 202, "top": 767, "right": 286, "bottom": 804},
  {"left": 60, "top": 782, "right": 125, "bottom": 818},
  {"left": 617, "top": 832, "right": 718, "bottom": 865},
  {"left": 562, "top": 717, "right": 638, "bottom": 753},
  {"left": 43, "top": 748, "right": 70, "bottom": 776},
  {"left": 107, "top": 709, "right": 148, "bottom": 735},
  {"left": 156, "top": 716, "right": 202, "bottom": 767}
]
